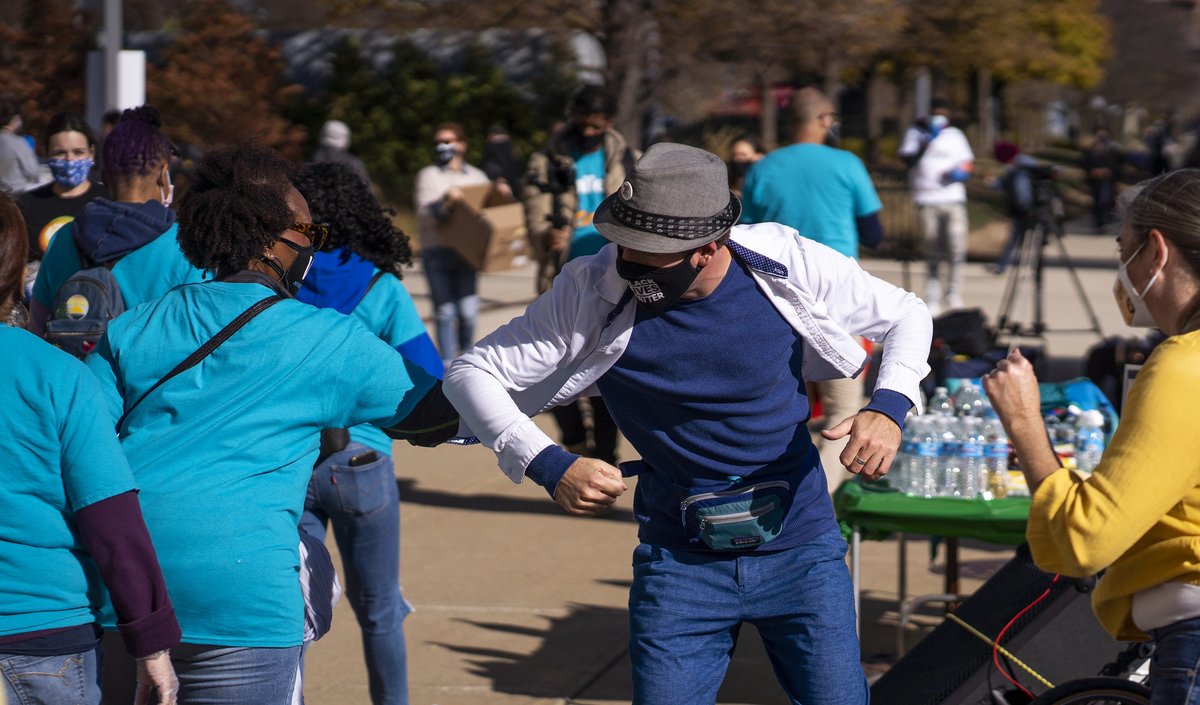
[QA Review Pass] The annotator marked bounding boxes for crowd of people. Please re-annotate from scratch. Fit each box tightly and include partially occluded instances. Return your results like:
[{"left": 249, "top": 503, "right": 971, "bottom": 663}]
[{"left": 3, "top": 83, "right": 1200, "bottom": 705}]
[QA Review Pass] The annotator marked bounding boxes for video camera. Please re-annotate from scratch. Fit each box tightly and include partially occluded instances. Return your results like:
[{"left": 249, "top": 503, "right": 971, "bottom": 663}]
[{"left": 526, "top": 154, "right": 576, "bottom": 229}]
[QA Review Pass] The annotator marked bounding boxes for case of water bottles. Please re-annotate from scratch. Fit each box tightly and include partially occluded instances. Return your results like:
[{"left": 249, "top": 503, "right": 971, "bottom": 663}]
[{"left": 889, "top": 382, "right": 1108, "bottom": 500}]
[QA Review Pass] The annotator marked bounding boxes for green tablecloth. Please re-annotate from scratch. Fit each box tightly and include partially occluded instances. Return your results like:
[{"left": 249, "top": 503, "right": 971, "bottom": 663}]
[{"left": 834, "top": 479, "right": 1031, "bottom": 545}]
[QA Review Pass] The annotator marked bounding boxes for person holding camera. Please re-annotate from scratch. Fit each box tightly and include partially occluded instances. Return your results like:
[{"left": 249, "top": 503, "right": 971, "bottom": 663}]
[
  {"left": 523, "top": 86, "right": 637, "bottom": 295},
  {"left": 414, "top": 122, "right": 490, "bottom": 366},
  {"left": 987, "top": 140, "right": 1040, "bottom": 276},
  {"left": 521, "top": 86, "right": 638, "bottom": 464},
  {"left": 899, "top": 99, "right": 975, "bottom": 317}
]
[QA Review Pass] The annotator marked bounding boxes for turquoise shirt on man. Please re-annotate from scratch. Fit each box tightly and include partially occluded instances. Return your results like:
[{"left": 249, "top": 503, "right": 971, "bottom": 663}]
[{"left": 740, "top": 143, "right": 882, "bottom": 258}]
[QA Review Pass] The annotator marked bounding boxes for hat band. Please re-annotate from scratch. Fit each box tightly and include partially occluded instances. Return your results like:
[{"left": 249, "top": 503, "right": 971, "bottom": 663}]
[{"left": 610, "top": 197, "right": 736, "bottom": 239}]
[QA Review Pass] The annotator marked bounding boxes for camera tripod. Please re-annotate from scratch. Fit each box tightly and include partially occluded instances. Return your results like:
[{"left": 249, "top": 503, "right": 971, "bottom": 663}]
[{"left": 996, "top": 183, "right": 1104, "bottom": 340}]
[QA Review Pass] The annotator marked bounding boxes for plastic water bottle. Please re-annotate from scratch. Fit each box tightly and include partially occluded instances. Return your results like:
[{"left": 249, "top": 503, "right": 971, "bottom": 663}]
[
  {"left": 982, "top": 416, "right": 1011, "bottom": 499},
  {"left": 956, "top": 418, "right": 986, "bottom": 498},
  {"left": 894, "top": 416, "right": 920, "bottom": 492},
  {"left": 929, "top": 387, "right": 954, "bottom": 417},
  {"left": 939, "top": 417, "right": 962, "bottom": 497},
  {"left": 916, "top": 419, "right": 942, "bottom": 498},
  {"left": 955, "top": 384, "right": 987, "bottom": 418},
  {"left": 1075, "top": 410, "right": 1106, "bottom": 474}
]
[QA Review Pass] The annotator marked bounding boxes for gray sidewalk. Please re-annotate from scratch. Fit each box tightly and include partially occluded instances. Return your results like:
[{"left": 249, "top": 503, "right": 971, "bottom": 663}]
[{"left": 302, "top": 225, "right": 1127, "bottom": 704}]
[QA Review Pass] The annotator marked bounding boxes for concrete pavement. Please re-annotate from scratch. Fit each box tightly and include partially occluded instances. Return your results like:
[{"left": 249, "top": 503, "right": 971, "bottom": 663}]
[{"left": 301, "top": 223, "right": 1128, "bottom": 704}]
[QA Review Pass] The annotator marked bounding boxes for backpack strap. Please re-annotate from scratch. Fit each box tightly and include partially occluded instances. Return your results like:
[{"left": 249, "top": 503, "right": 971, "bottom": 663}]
[
  {"left": 116, "top": 294, "right": 284, "bottom": 432},
  {"left": 364, "top": 270, "right": 386, "bottom": 296}
]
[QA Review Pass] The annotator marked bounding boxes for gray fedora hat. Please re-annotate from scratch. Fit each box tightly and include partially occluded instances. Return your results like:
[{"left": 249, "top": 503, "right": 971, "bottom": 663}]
[{"left": 594, "top": 142, "right": 741, "bottom": 254}]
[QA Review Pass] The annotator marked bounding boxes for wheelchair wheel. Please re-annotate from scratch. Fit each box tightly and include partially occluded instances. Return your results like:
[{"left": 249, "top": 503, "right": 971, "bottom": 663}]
[{"left": 1029, "top": 677, "right": 1151, "bottom": 705}]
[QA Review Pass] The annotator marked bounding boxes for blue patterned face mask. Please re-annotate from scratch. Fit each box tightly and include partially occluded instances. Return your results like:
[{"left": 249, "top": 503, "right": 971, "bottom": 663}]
[{"left": 48, "top": 158, "right": 93, "bottom": 189}]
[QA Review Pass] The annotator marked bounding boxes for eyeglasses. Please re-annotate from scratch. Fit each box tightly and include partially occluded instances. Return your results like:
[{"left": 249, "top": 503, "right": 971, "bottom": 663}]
[{"left": 290, "top": 222, "right": 329, "bottom": 250}]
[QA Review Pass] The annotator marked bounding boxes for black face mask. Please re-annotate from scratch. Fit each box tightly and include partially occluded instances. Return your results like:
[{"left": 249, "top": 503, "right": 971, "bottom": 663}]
[
  {"left": 570, "top": 125, "right": 604, "bottom": 153},
  {"left": 262, "top": 239, "right": 314, "bottom": 296},
  {"left": 729, "top": 160, "right": 751, "bottom": 180},
  {"left": 614, "top": 248, "right": 702, "bottom": 315}
]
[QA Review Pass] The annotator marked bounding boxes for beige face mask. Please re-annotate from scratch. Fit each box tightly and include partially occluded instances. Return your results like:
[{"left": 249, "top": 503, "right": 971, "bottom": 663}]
[{"left": 1113, "top": 239, "right": 1165, "bottom": 328}]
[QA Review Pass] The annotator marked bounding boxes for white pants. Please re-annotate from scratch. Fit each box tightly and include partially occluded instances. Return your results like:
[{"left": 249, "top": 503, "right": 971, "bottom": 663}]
[{"left": 919, "top": 202, "right": 969, "bottom": 310}]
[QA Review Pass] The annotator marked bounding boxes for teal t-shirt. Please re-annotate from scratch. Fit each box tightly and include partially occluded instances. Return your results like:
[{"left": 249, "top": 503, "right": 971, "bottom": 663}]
[
  {"left": 0, "top": 327, "right": 137, "bottom": 637},
  {"left": 568, "top": 148, "right": 608, "bottom": 260},
  {"left": 84, "top": 279, "right": 437, "bottom": 647},
  {"left": 32, "top": 222, "right": 206, "bottom": 310},
  {"left": 740, "top": 144, "right": 883, "bottom": 258},
  {"left": 348, "top": 272, "right": 430, "bottom": 455}
]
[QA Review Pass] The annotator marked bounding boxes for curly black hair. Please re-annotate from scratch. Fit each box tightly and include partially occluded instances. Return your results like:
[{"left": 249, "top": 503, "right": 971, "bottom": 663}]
[
  {"left": 293, "top": 162, "right": 413, "bottom": 277},
  {"left": 177, "top": 142, "right": 297, "bottom": 276}
]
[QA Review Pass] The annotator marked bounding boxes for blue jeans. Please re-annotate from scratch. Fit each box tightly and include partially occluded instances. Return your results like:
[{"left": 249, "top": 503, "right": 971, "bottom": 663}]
[
  {"left": 99, "top": 634, "right": 299, "bottom": 705},
  {"left": 1150, "top": 616, "right": 1200, "bottom": 705},
  {"left": 299, "top": 444, "right": 410, "bottom": 705},
  {"left": 172, "top": 644, "right": 300, "bottom": 705},
  {"left": 0, "top": 647, "right": 101, "bottom": 705},
  {"left": 628, "top": 527, "right": 867, "bottom": 705},
  {"left": 422, "top": 246, "right": 478, "bottom": 365}
]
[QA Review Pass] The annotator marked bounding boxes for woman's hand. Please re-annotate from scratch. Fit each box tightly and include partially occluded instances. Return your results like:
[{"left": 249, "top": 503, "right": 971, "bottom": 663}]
[
  {"left": 134, "top": 650, "right": 179, "bottom": 705},
  {"left": 984, "top": 349, "right": 1064, "bottom": 494},
  {"left": 982, "top": 349, "right": 1042, "bottom": 433}
]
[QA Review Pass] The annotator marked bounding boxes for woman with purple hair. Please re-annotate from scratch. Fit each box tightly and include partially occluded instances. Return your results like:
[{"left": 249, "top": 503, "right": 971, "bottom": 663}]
[{"left": 28, "top": 105, "right": 204, "bottom": 336}]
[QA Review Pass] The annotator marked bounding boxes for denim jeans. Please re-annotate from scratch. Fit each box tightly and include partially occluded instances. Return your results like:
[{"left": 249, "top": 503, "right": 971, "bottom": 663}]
[
  {"left": 1150, "top": 616, "right": 1200, "bottom": 705},
  {"left": 422, "top": 246, "right": 478, "bottom": 365},
  {"left": 0, "top": 647, "right": 101, "bottom": 705},
  {"left": 172, "top": 644, "right": 300, "bottom": 705},
  {"left": 299, "top": 444, "right": 410, "bottom": 705},
  {"left": 100, "top": 636, "right": 300, "bottom": 705},
  {"left": 628, "top": 526, "right": 867, "bottom": 705}
]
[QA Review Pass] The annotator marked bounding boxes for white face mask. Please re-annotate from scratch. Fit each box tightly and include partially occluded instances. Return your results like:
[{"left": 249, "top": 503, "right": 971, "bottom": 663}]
[
  {"left": 1113, "top": 239, "right": 1166, "bottom": 328},
  {"left": 160, "top": 169, "right": 174, "bottom": 208}
]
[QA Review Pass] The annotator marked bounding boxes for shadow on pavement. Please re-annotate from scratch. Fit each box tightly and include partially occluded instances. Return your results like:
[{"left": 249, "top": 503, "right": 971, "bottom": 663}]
[{"left": 432, "top": 600, "right": 875, "bottom": 703}]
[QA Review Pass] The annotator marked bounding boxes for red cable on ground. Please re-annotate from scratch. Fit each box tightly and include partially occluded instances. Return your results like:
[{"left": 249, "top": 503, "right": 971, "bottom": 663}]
[{"left": 992, "top": 573, "right": 1061, "bottom": 699}]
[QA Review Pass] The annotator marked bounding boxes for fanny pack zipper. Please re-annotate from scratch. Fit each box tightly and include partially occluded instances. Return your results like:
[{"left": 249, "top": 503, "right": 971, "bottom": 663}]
[
  {"left": 680, "top": 480, "right": 790, "bottom": 511},
  {"left": 699, "top": 501, "right": 777, "bottom": 530}
]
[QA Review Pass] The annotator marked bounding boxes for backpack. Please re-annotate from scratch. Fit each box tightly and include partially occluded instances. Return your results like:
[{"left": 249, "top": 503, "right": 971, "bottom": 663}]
[{"left": 44, "top": 244, "right": 125, "bottom": 359}]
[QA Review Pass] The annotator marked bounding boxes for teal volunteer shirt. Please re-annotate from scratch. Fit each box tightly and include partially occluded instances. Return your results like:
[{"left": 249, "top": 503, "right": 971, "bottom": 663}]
[
  {"left": 0, "top": 327, "right": 138, "bottom": 637},
  {"left": 33, "top": 223, "right": 205, "bottom": 311},
  {"left": 348, "top": 272, "right": 433, "bottom": 455},
  {"left": 85, "top": 279, "right": 437, "bottom": 647},
  {"left": 568, "top": 148, "right": 608, "bottom": 260},
  {"left": 740, "top": 143, "right": 882, "bottom": 258}
]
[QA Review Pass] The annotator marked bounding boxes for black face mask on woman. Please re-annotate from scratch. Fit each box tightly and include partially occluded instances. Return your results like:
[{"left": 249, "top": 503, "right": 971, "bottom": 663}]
[
  {"left": 615, "top": 248, "right": 702, "bottom": 316},
  {"left": 261, "top": 239, "right": 315, "bottom": 296}
]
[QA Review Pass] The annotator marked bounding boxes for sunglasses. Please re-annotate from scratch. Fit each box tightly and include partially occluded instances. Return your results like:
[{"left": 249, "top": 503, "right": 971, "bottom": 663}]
[{"left": 290, "top": 222, "right": 329, "bottom": 250}]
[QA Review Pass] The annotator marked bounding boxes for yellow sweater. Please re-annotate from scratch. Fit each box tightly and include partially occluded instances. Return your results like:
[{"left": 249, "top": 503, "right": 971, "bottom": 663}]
[{"left": 1027, "top": 330, "right": 1200, "bottom": 641}]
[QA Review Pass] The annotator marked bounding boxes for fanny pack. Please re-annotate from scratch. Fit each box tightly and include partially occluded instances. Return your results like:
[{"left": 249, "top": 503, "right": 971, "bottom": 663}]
[
  {"left": 680, "top": 480, "right": 792, "bottom": 550},
  {"left": 621, "top": 461, "right": 797, "bottom": 551}
]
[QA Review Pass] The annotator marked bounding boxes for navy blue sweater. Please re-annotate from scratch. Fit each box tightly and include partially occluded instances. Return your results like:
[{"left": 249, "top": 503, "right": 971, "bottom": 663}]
[{"left": 528, "top": 256, "right": 910, "bottom": 551}]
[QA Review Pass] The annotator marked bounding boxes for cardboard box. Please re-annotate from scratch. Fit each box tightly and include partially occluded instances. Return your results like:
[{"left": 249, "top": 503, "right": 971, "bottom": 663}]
[{"left": 437, "top": 183, "right": 530, "bottom": 273}]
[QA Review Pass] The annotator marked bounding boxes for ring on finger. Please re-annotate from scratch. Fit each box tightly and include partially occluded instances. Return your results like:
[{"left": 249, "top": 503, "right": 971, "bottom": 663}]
[{"left": 852, "top": 456, "right": 868, "bottom": 465}]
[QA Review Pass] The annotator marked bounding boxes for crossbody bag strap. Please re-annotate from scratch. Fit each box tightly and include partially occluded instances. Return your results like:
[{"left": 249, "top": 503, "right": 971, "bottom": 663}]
[{"left": 116, "top": 294, "right": 285, "bottom": 432}]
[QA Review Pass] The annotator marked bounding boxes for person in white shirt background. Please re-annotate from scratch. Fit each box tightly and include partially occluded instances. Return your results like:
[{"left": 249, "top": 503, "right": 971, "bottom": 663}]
[{"left": 899, "top": 98, "right": 975, "bottom": 317}]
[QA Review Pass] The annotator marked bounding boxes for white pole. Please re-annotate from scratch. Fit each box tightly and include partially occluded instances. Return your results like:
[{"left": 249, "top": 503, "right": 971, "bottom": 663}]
[{"left": 104, "top": 0, "right": 122, "bottom": 112}]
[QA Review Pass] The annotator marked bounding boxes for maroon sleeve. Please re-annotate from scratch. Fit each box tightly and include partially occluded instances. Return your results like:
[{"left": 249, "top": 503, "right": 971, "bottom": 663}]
[{"left": 75, "top": 490, "right": 181, "bottom": 657}]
